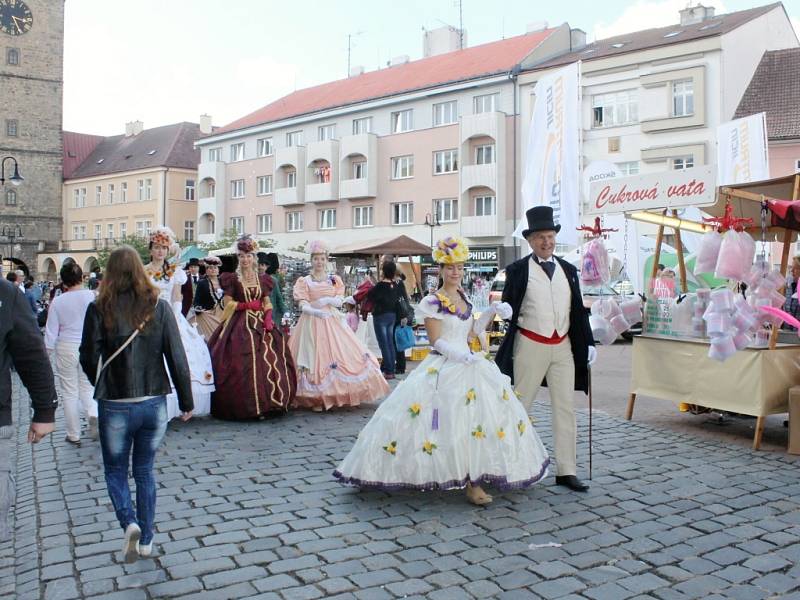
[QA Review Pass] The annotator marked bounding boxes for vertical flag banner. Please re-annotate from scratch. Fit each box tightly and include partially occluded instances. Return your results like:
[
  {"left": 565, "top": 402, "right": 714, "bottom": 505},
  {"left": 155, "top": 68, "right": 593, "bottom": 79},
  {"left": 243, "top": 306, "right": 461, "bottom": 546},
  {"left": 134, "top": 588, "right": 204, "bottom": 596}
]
[
  {"left": 515, "top": 61, "right": 581, "bottom": 245},
  {"left": 717, "top": 112, "right": 769, "bottom": 185}
]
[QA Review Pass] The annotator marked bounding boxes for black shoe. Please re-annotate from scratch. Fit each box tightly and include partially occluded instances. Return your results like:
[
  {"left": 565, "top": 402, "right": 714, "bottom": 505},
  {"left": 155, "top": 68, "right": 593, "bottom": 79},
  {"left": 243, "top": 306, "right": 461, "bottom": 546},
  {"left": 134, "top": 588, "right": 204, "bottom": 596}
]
[
  {"left": 555, "top": 475, "right": 589, "bottom": 492},
  {"left": 65, "top": 436, "right": 81, "bottom": 448}
]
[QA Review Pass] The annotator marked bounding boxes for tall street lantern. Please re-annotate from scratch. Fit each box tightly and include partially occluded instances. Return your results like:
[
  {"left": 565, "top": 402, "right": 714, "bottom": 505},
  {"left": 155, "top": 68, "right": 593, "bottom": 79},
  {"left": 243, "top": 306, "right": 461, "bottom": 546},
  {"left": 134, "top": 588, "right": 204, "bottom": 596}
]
[{"left": 0, "top": 156, "right": 24, "bottom": 186}]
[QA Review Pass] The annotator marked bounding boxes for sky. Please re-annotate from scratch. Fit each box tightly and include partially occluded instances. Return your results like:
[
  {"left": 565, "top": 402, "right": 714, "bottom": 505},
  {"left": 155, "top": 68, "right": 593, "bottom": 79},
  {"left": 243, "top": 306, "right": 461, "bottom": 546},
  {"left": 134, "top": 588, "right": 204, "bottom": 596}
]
[{"left": 63, "top": 0, "right": 800, "bottom": 136}]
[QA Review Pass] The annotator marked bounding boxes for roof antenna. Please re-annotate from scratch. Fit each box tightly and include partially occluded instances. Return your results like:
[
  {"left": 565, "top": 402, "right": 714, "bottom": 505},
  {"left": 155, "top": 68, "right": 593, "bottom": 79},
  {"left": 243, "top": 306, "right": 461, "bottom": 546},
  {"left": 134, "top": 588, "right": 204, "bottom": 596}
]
[{"left": 347, "top": 31, "right": 364, "bottom": 77}]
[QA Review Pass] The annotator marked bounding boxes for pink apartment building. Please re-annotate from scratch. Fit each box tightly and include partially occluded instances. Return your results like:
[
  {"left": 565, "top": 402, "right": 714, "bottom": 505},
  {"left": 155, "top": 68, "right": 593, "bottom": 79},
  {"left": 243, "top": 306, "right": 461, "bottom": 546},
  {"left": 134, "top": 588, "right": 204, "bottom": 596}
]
[{"left": 194, "top": 25, "right": 578, "bottom": 271}]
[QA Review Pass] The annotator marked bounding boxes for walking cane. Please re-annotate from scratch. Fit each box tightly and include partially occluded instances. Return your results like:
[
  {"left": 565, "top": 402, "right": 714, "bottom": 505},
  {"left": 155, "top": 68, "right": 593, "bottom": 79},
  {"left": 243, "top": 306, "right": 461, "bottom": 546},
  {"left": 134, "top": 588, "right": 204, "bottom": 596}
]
[{"left": 588, "top": 365, "right": 593, "bottom": 480}]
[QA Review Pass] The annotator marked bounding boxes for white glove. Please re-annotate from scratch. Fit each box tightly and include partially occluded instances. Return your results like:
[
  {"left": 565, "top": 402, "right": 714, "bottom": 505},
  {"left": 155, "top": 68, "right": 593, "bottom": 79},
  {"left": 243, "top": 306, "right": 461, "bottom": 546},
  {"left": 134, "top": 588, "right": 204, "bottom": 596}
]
[
  {"left": 302, "top": 304, "right": 330, "bottom": 319},
  {"left": 495, "top": 302, "right": 513, "bottom": 320},
  {"left": 587, "top": 346, "right": 597, "bottom": 366},
  {"left": 471, "top": 302, "right": 512, "bottom": 336},
  {"left": 215, "top": 288, "right": 224, "bottom": 299},
  {"left": 434, "top": 338, "right": 478, "bottom": 363},
  {"left": 325, "top": 296, "right": 344, "bottom": 308}
]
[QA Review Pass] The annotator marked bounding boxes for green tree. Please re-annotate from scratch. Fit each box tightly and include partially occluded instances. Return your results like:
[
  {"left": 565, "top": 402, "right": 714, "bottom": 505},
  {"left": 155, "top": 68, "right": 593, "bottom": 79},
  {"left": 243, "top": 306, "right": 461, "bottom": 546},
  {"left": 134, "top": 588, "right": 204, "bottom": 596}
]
[
  {"left": 96, "top": 235, "right": 151, "bottom": 270},
  {"left": 199, "top": 228, "right": 275, "bottom": 252}
]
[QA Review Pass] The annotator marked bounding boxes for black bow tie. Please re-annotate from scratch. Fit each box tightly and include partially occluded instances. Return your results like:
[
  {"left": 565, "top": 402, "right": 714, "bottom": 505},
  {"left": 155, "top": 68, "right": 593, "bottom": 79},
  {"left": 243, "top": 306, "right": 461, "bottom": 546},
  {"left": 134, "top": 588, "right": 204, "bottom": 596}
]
[{"left": 538, "top": 259, "right": 555, "bottom": 280}]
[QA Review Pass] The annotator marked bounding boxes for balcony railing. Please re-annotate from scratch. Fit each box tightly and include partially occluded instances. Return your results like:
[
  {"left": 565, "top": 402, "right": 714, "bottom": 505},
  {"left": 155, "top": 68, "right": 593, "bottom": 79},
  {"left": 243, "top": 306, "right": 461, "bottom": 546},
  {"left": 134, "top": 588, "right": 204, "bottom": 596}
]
[
  {"left": 274, "top": 186, "right": 304, "bottom": 206},
  {"left": 461, "top": 215, "right": 501, "bottom": 238},
  {"left": 306, "top": 181, "right": 338, "bottom": 203}
]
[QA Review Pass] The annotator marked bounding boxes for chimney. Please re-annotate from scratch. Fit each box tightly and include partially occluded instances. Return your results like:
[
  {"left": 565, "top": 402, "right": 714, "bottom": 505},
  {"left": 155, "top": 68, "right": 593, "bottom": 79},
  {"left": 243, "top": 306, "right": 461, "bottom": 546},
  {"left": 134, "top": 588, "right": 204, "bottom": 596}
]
[
  {"left": 390, "top": 55, "right": 410, "bottom": 67},
  {"left": 526, "top": 21, "right": 548, "bottom": 34},
  {"left": 349, "top": 65, "right": 364, "bottom": 78},
  {"left": 199, "top": 114, "right": 212, "bottom": 134},
  {"left": 125, "top": 120, "right": 144, "bottom": 137},
  {"left": 423, "top": 26, "right": 466, "bottom": 57},
  {"left": 570, "top": 28, "right": 587, "bottom": 50},
  {"left": 679, "top": 3, "right": 716, "bottom": 26}
]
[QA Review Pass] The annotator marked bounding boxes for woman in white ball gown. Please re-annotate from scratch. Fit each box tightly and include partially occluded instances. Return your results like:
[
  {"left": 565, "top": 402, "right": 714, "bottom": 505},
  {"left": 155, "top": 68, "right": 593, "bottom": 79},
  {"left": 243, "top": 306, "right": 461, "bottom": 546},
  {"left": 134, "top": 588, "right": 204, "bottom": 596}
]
[
  {"left": 144, "top": 227, "right": 214, "bottom": 419},
  {"left": 334, "top": 236, "right": 549, "bottom": 505}
]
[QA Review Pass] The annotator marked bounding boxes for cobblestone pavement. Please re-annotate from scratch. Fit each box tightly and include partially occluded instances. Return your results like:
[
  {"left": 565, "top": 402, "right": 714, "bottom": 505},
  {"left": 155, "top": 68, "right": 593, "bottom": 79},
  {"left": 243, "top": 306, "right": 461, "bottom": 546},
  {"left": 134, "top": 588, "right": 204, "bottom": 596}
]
[{"left": 4, "top": 375, "right": 800, "bottom": 600}]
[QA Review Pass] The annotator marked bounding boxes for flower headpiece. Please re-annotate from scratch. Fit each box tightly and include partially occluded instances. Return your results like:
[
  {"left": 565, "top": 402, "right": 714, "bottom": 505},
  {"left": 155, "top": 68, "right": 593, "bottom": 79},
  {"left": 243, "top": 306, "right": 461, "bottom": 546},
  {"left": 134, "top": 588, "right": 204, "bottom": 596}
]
[
  {"left": 202, "top": 255, "right": 221, "bottom": 267},
  {"left": 149, "top": 226, "right": 179, "bottom": 256},
  {"left": 307, "top": 239, "right": 329, "bottom": 256},
  {"left": 432, "top": 236, "right": 469, "bottom": 265},
  {"left": 235, "top": 234, "right": 259, "bottom": 254}
]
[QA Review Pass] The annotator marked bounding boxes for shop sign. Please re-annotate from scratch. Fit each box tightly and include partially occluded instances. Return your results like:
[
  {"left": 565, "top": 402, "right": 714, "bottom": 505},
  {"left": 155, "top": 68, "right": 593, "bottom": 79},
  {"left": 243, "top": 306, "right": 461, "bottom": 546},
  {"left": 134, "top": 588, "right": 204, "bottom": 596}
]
[
  {"left": 587, "top": 165, "right": 716, "bottom": 215},
  {"left": 468, "top": 248, "right": 498, "bottom": 263}
]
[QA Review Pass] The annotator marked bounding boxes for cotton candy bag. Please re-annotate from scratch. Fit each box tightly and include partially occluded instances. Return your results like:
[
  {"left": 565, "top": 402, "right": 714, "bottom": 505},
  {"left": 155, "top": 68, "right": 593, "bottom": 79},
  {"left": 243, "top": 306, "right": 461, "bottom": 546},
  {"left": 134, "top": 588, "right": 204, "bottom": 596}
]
[
  {"left": 714, "top": 230, "right": 756, "bottom": 281},
  {"left": 694, "top": 230, "right": 722, "bottom": 275},
  {"left": 580, "top": 238, "right": 610, "bottom": 286}
]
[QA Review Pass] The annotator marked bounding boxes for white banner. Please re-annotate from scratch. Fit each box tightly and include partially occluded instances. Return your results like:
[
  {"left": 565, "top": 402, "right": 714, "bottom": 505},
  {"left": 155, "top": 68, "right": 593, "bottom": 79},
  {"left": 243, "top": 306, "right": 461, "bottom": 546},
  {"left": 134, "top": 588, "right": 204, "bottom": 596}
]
[
  {"left": 717, "top": 112, "right": 770, "bottom": 186},
  {"left": 515, "top": 62, "right": 581, "bottom": 245},
  {"left": 587, "top": 165, "right": 716, "bottom": 215}
]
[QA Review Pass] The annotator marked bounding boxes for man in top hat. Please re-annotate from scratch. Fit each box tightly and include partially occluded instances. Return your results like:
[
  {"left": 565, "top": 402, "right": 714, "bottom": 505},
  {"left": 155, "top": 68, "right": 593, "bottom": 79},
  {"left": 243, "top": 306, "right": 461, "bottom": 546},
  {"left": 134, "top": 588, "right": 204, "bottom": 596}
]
[
  {"left": 496, "top": 206, "right": 596, "bottom": 492},
  {"left": 181, "top": 257, "right": 202, "bottom": 317}
]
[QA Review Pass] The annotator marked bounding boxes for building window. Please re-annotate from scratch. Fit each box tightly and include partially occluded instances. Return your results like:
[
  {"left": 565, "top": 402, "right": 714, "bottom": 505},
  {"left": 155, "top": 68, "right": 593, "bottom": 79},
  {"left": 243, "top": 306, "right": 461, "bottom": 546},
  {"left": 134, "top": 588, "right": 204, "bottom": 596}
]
[
  {"left": 5, "top": 119, "right": 17, "bottom": 137},
  {"left": 208, "top": 182, "right": 216, "bottom": 197},
  {"left": 73, "top": 188, "right": 86, "bottom": 208},
  {"left": 231, "top": 179, "right": 245, "bottom": 199},
  {"left": 107, "top": 223, "right": 114, "bottom": 239},
  {"left": 390, "top": 109, "right": 413, "bottom": 134},
  {"left": 286, "top": 131, "right": 304, "bottom": 147},
  {"left": 319, "top": 208, "right": 336, "bottom": 230},
  {"left": 616, "top": 161, "right": 640, "bottom": 176},
  {"left": 353, "top": 161, "right": 367, "bottom": 180},
  {"left": 94, "top": 224, "right": 102, "bottom": 240},
  {"left": 135, "top": 220, "right": 152, "bottom": 236},
  {"left": 434, "top": 149, "right": 458, "bottom": 174},
  {"left": 391, "top": 202, "right": 414, "bottom": 225},
  {"left": 671, "top": 156, "right": 694, "bottom": 170},
  {"left": 137, "top": 180, "right": 144, "bottom": 201},
  {"left": 475, "top": 145, "right": 495, "bottom": 165},
  {"left": 108, "top": 183, "right": 115, "bottom": 204},
  {"left": 6, "top": 48, "right": 19, "bottom": 66},
  {"left": 353, "top": 205, "right": 373, "bottom": 228},
  {"left": 287, "top": 211, "right": 304, "bottom": 232},
  {"left": 230, "top": 143, "right": 246, "bottom": 162},
  {"left": 672, "top": 79, "right": 694, "bottom": 117},
  {"left": 95, "top": 185, "right": 102, "bottom": 205},
  {"left": 352, "top": 117, "right": 372, "bottom": 135},
  {"left": 5, "top": 190, "right": 16, "bottom": 206},
  {"left": 473, "top": 93, "right": 499, "bottom": 114},
  {"left": 208, "top": 147, "right": 222, "bottom": 162},
  {"left": 435, "top": 198, "right": 458, "bottom": 223},
  {"left": 72, "top": 224, "right": 87, "bottom": 240},
  {"left": 592, "top": 90, "right": 638, "bottom": 128},
  {"left": 318, "top": 124, "right": 336, "bottom": 141},
  {"left": 433, "top": 101, "right": 458, "bottom": 126},
  {"left": 795, "top": 159, "right": 800, "bottom": 173},
  {"left": 119, "top": 222, "right": 127, "bottom": 238},
  {"left": 184, "top": 221, "right": 195, "bottom": 241},
  {"left": 145, "top": 178, "right": 152, "bottom": 200},
  {"left": 286, "top": 170, "right": 297, "bottom": 188},
  {"left": 475, "top": 195, "right": 496, "bottom": 216},
  {"left": 257, "top": 175, "right": 272, "bottom": 195},
  {"left": 257, "top": 214, "right": 272, "bottom": 234},
  {"left": 185, "top": 179, "right": 195, "bottom": 200},
  {"left": 257, "top": 137, "right": 273, "bottom": 157},
  {"left": 391, "top": 155, "right": 414, "bottom": 179},
  {"left": 230, "top": 216, "right": 244, "bottom": 235},
  {"left": 121, "top": 182, "right": 127, "bottom": 202}
]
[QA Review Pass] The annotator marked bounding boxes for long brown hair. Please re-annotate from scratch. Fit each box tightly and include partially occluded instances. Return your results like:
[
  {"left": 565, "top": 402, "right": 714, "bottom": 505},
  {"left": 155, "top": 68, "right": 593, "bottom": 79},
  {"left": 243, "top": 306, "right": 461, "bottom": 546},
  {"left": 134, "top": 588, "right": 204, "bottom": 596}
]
[{"left": 96, "top": 245, "right": 158, "bottom": 331}]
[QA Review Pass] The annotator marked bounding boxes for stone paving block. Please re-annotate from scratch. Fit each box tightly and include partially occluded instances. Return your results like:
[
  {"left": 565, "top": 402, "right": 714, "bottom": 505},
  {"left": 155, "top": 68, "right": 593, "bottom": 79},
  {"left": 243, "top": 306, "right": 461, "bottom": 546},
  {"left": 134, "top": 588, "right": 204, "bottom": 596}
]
[
  {"left": 618, "top": 573, "right": 670, "bottom": 594},
  {"left": 530, "top": 560, "right": 578, "bottom": 579},
  {"left": 348, "top": 567, "right": 403, "bottom": 588},
  {"left": 743, "top": 553, "right": 792, "bottom": 573},
  {"left": 673, "top": 574, "right": 728, "bottom": 597},
  {"left": 752, "top": 572, "right": 800, "bottom": 595},
  {"left": 427, "top": 586, "right": 473, "bottom": 600},
  {"left": 43, "top": 577, "right": 79, "bottom": 600},
  {"left": 280, "top": 585, "right": 325, "bottom": 600},
  {"left": 202, "top": 565, "right": 268, "bottom": 589},
  {"left": 87, "top": 591, "right": 147, "bottom": 600}
]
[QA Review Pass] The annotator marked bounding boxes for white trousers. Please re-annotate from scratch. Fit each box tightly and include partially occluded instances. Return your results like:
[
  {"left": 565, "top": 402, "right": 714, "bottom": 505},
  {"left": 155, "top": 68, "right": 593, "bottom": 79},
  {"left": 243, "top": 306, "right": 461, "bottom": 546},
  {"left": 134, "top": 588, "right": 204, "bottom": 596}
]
[
  {"left": 512, "top": 334, "right": 576, "bottom": 476},
  {"left": 54, "top": 342, "right": 97, "bottom": 440}
]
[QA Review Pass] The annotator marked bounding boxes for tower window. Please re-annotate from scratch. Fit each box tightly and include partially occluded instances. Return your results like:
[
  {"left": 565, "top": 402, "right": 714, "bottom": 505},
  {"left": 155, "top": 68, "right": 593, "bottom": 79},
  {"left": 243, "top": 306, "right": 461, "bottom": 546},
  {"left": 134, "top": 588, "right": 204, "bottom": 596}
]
[
  {"left": 5, "top": 120, "right": 17, "bottom": 137},
  {"left": 6, "top": 48, "right": 19, "bottom": 66}
]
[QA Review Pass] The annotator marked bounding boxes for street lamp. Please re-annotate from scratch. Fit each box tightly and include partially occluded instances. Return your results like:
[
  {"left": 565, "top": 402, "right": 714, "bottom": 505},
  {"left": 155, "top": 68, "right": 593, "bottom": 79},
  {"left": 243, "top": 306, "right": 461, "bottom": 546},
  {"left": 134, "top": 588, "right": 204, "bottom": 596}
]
[
  {"left": 424, "top": 212, "right": 441, "bottom": 249},
  {"left": 0, "top": 156, "right": 24, "bottom": 186},
  {"left": 0, "top": 224, "right": 23, "bottom": 274}
]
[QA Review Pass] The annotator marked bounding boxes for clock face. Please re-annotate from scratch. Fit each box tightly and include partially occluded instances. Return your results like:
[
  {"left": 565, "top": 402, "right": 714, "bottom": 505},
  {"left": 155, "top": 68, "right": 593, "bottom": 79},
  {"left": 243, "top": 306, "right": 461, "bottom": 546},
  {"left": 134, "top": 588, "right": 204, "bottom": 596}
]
[{"left": 0, "top": 0, "right": 33, "bottom": 36}]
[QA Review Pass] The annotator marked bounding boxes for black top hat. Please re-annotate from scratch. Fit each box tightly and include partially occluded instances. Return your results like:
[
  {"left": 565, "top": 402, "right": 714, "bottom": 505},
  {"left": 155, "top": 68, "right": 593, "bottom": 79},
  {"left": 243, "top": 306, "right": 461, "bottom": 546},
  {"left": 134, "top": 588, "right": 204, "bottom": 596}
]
[
  {"left": 256, "top": 252, "right": 269, "bottom": 265},
  {"left": 185, "top": 257, "right": 201, "bottom": 268},
  {"left": 522, "top": 206, "right": 561, "bottom": 238}
]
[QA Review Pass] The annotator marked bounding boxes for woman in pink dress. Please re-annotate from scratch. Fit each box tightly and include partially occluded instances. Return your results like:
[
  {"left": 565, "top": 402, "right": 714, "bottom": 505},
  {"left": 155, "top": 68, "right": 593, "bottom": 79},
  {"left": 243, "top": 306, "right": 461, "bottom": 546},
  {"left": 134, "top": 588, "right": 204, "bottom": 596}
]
[{"left": 289, "top": 240, "right": 389, "bottom": 411}]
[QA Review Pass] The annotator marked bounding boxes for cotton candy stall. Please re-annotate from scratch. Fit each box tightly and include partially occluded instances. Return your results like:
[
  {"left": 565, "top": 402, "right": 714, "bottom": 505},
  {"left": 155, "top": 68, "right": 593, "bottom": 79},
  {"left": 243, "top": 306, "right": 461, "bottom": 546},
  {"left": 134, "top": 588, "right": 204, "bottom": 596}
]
[{"left": 589, "top": 296, "right": 643, "bottom": 345}]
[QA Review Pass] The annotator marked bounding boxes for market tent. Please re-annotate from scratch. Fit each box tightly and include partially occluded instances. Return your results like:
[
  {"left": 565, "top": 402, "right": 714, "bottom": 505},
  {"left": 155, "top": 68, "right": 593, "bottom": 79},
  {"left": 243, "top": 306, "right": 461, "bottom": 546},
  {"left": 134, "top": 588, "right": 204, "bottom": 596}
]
[
  {"left": 179, "top": 245, "right": 206, "bottom": 264},
  {"left": 330, "top": 235, "right": 431, "bottom": 257}
]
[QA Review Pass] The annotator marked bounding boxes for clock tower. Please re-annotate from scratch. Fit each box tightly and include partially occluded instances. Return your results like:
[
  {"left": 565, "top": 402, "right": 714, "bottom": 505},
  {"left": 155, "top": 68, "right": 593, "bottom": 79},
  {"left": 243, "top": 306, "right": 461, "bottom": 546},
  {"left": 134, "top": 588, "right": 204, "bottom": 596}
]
[{"left": 0, "top": 0, "right": 64, "bottom": 278}]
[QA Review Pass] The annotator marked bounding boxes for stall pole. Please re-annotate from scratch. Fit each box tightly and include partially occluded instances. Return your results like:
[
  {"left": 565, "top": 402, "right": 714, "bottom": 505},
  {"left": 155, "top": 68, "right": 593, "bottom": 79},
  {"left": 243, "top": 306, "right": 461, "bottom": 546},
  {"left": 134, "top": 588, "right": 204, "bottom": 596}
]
[
  {"left": 650, "top": 210, "right": 667, "bottom": 281},
  {"left": 672, "top": 210, "right": 689, "bottom": 294}
]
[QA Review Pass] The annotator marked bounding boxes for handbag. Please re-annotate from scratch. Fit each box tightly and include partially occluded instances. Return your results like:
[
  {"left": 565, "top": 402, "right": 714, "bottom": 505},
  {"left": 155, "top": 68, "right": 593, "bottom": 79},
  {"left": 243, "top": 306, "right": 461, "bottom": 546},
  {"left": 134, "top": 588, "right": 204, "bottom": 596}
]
[
  {"left": 95, "top": 318, "right": 149, "bottom": 386},
  {"left": 394, "top": 325, "right": 415, "bottom": 352}
]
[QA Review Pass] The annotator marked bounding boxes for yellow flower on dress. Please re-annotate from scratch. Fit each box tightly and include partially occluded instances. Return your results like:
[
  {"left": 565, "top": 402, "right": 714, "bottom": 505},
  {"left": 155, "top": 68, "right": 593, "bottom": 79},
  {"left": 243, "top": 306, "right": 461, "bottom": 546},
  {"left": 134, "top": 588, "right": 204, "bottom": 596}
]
[
  {"left": 422, "top": 440, "right": 437, "bottom": 455},
  {"left": 426, "top": 367, "right": 439, "bottom": 375},
  {"left": 514, "top": 390, "right": 523, "bottom": 400},
  {"left": 408, "top": 403, "right": 421, "bottom": 418},
  {"left": 529, "top": 415, "right": 537, "bottom": 424},
  {"left": 383, "top": 441, "right": 397, "bottom": 455},
  {"left": 502, "top": 389, "right": 509, "bottom": 401},
  {"left": 472, "top": 425, "right": 485, "bottom": 439},
  {"left": 517, "top": 420, "right": 526, "bottom": 436},
  {"left": 497, "top": 428, "right": 506, "bottom": 440},
  {"left": 465, "top": 388, "right": 477, "bottom": 405}
]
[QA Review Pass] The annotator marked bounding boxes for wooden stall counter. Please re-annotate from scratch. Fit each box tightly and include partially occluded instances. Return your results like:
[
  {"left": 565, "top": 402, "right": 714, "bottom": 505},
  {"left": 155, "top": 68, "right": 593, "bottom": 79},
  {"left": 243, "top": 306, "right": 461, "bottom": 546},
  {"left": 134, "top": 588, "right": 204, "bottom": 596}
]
[{"left": 627, "top": 334, "right": 800, "bottom": 449}]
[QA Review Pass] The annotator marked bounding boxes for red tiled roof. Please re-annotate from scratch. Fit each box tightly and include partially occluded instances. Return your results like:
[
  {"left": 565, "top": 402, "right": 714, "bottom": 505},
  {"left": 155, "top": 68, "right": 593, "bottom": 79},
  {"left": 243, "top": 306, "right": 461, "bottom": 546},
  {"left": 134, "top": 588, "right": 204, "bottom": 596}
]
[
  {"left": 735, "top": 48, "right": 800, "bottom": 140},
  {"left": 63, "top": 131, "right": 104, "bottom": 179},
  {"left": 216, "top": 29, "right": 556, "bottom": 135}
]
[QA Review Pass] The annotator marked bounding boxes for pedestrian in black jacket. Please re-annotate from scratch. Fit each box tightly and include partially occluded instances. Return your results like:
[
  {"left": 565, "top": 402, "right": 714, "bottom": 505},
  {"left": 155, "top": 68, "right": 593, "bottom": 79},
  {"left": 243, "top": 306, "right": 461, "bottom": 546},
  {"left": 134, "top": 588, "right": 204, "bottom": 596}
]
[
  {"left": 0, "top": 278, "right": 58, "bottom": 539},
  {"left": 80, "top": 245, "right": 193, "bottom": 563}
]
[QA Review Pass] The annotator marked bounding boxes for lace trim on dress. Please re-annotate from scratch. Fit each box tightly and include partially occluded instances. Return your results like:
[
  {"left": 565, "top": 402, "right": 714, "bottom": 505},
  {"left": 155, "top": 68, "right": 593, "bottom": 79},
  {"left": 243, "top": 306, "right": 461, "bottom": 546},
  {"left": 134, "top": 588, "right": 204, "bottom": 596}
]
[{"left": 297, "top": 353, "right": 382, "bottom": 394}]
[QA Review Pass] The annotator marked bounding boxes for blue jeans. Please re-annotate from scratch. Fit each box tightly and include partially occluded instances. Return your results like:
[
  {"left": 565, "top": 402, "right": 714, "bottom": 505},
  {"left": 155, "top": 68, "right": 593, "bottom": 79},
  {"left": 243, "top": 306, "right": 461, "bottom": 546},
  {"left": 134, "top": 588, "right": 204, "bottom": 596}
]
[
  {"left": 98, "top": 396, "right": 168, "bottom": 545},
  {"left": 373, "top": 312, "right": 396, "bottom": 375}
]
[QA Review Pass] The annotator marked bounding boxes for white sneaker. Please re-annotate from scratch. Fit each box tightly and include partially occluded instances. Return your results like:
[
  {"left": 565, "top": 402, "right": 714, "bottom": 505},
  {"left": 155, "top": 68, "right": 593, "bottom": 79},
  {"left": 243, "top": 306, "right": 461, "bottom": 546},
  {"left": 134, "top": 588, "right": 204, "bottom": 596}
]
[
  {"left": 137, "top": 541, "right": 153, "bottom": 557},
  {"left": 123, "top": 523, "right": 141, "bottom": 563}
]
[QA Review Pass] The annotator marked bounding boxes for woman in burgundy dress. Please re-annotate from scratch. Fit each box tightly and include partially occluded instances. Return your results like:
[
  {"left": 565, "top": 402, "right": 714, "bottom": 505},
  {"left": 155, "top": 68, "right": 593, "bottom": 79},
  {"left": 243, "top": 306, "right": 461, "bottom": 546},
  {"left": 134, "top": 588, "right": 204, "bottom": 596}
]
[{"left": 208, "top": 235, "right": 296, "bottom": 419}]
